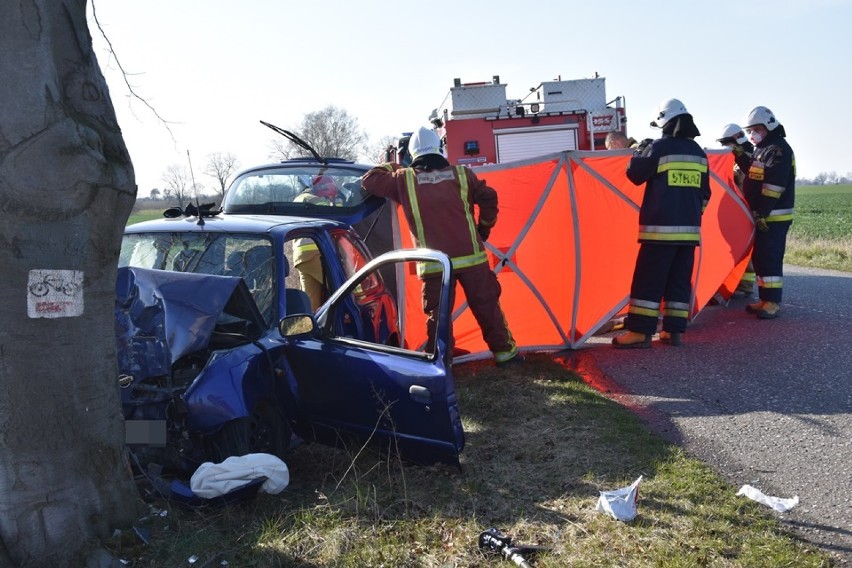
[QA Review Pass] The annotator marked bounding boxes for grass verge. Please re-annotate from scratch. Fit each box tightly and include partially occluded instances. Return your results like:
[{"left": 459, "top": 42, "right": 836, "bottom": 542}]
[
  {"left": 112, "top": 354, "right": 830, "bottom": 566},
  {"left": 787, "top": 185, "right": 852, "bottom": 272}
]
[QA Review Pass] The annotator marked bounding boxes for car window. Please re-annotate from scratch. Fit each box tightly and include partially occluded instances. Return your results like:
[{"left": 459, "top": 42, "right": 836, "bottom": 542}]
[
  {"left": 224, "top": 165, "right": 370, "bottom": 212},
  {"left": 332, "top": 231, "right": 382, "bottom": 300},
  {"left": 119, "top": 232, "right": 277, "bottom": 325}
]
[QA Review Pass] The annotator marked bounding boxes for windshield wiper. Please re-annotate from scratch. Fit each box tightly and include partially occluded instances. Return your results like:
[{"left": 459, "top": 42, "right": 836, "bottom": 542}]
[{"left": 260, "top": 120, "right": 326, "bottom": 165}]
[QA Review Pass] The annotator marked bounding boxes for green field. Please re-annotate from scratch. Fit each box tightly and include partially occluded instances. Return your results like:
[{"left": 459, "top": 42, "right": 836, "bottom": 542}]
[
  {"left": 786, "top": 184, "right": 852, "bottom": 271},
  {"left": 127, "top": 208, "right": 163, "bottom": 225}
]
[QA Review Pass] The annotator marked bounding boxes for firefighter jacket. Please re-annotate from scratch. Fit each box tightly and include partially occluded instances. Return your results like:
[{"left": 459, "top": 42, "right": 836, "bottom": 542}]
[
  {"left": 362, "top": 162, "right": 497, "bottom": 276},
  {"left": 735, "top": 130, "right": 795, "bottom": 222},
  {"left": 292, "top": 191, "right": 337, "bottom": 265},
  {"left": 626, "top": 136, "right": 711, "bottom": 245}
]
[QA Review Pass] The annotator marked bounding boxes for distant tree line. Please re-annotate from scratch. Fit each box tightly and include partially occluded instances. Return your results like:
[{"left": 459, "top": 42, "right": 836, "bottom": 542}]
[{"left": 796, "top": 171, "right": 852, "bottom": 186}]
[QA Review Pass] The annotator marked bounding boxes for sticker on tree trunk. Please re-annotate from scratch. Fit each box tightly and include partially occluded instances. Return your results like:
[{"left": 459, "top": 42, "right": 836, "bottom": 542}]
[{"left": 27, "top": 269, "right": 84, "bottom": 318}]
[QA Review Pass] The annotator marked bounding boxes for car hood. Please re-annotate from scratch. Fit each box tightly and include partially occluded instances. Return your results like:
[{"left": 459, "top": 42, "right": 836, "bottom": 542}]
[{"left": 116, "top": 267, "right": 267, "bottom": 378}]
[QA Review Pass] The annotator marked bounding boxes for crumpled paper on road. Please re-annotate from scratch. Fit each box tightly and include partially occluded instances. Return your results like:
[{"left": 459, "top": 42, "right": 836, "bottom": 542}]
[
  {"left": 596, "top": 476, "right": 642, "bottom": 521},
  {"left": 736, "top": 484, "right": 799, "bottom": 512}
]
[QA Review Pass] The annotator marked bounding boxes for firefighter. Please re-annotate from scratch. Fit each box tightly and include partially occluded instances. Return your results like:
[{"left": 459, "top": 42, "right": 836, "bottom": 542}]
[
  {"left": 736, "top": 106, "right": 795, "bottom": 319},
  {"left": 717, "top": 123, "right": 756, "bottom": 297},
  {"left": 612, "top": 98, "right": 711, "bottom": 348},
  {"left": 292, "top": 175, "right": 341, "bottom": 311},
  {"left": 361, "top": 127, "right": 522, "bottom": 366}
]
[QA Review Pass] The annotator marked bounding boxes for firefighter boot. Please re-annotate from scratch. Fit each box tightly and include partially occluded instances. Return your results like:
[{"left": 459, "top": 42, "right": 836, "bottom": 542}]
[
  {"left": 659, "top": 331, "right": 682, "bottom": 346},
  {"left": 756, "top": 301, "right": 781, "bottom": 320},
  {"left": 745, "top": 300, "right": 765, "bottom": 314},
  {"left": 612, "top": 331, "right": 652, "bottom": 349}
]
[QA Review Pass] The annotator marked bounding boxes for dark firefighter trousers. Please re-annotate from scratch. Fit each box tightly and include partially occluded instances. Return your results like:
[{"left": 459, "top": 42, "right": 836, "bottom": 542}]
[
  {"left": 422, "top": 263, "right": 516, "bottom": 361},
  {"left": 626, "top": 243, "right": 696, "bottom": 336},
  {"left": 753, "top": 219, "right": 791, "bottom": 304}
]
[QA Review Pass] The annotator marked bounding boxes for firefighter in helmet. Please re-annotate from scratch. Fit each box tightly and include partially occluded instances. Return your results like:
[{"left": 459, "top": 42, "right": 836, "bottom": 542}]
[
  {"left": 717, "top": 123, "right": 756, "bottom": 298},
  {"left": 612, "top": 98, "right": 711, "bottom": 348},
  {"left": 361, "top": 127, "right": 522, "bottom": 366},
  {"left": 292, "top": 175, "right": 341, "bottom": 311},
  {"left": 735, "top": 106, "right": 795, "bottom": 319}
]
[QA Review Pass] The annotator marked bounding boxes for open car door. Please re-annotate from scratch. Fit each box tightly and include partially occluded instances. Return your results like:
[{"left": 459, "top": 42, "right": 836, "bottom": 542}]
[{"left": 281, "top": 249, "right": 464, "bottom": 466}]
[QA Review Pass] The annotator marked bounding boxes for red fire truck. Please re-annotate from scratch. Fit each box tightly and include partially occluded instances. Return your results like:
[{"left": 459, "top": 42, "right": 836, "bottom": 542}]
[{"left": 387, "top": 74, "right": 628, "bottom": 166}]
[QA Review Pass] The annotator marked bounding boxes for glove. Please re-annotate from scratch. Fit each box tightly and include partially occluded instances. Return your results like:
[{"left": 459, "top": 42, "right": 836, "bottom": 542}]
[
  {"left": 634, "top": 138, "right": 653, "bottom": 156},
  {"left": 477, "top": 223, "right": 491, "bottom": 242},
  {"left": 755, "top": 216, "right": 769, "bottom": 232}
]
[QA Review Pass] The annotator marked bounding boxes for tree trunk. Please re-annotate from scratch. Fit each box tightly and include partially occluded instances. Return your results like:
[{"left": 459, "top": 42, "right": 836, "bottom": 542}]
[{"left": 0, "top": 1, "right": 140, "bottom": 565}]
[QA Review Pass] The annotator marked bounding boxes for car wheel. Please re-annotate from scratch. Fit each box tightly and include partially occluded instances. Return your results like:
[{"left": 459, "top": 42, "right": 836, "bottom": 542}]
[{"left": 208, "top": 400, "right": 291, "bottom": 463}]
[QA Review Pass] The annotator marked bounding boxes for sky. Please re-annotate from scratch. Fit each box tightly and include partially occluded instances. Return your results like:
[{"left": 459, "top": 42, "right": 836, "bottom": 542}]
[{"left": 88, "top": 0, "right": 852, "bottom": 196}]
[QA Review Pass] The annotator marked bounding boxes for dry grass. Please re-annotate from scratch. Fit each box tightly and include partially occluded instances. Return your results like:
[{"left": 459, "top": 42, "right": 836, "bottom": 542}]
[{"left": 113, "top": 354, "right": 831, "bottom": 567}]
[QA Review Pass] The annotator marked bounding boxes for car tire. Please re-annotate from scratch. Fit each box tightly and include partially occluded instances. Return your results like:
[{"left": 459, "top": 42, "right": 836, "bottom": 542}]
[{"left": 208, "top": 400, "right": 291, "bottom": 463}]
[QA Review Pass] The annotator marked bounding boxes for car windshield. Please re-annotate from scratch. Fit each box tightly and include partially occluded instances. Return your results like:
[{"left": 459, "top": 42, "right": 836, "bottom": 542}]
[
  {"left": 224, "top": 164, "right": 370, "bottom": 214},
  {"left": 119, "top": 232, "right": 276, "bottom": 325}
]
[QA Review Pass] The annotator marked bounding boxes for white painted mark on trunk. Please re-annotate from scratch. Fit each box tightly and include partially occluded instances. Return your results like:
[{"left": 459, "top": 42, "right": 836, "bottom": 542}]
[{"left": 27, "top": 269, "right": 84, "bottom": 318}]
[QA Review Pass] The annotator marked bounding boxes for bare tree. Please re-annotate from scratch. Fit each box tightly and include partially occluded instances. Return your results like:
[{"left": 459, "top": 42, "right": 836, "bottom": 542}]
[
  {"left": 203, "top": 152, "right": 240, "bottom": 201},
  {"left": 269, "top": 105, "right": 367, "bottom": 161},
  {"left": 150, "top": 187, "right": 161, "bottom": 199},
  {"left": 363, "top": 134, "right": 399, "bottom": 164},
  {"left": 0, "top": 1, "right": 139, "bottom": 564},
  {"left": 162, "top": 164, "right": 194, "bottom": 208}
]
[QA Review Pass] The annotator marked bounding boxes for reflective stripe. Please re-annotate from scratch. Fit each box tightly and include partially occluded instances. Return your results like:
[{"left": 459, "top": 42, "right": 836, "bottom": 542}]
[
  {"left": 419, "top": 250, "right": 488, "bottom": 275},
  {"left": 657, "top": 154, "right": 709, "bottom": 172},
  {"left": 761, "top": 183, "right": 785, "bottom": 198},
  {"left": 494, "top": 346, "right": 519, "bottom": 363},
  {"left": 404, "top": 169, "right": 428, "bottom": 246},
  {"left": 665, "top": 301, "right": 690, "bottom": 311},
  {"left": 381, "top": 163, "right": 394, "bottom": 171},
  {"left": 766, "top": 208, "right": 794, "bottom": 222},
  {"left": 639, "top": 224, "right": 701, "bottom": 242},
  {"left": 295, "top": 242, "right": 318, "bottom": 254},
  {"left": 663, "top": 307, "right": 689, "bottom": 318},
  {"left": 741, "top": 272, "right": 756, "bottom": 283},
  {"left": 629, "top": 298, "right": 660, "bottom": 318},
  {"left": 457, "top": 167, "right": 483, "bottom": 258},
  {"left": 758, "top": 276, "right": 783, "bottom": 289}
]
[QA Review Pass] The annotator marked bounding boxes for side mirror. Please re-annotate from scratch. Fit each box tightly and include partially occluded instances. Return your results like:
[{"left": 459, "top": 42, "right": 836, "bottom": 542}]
[{"left": 279, "top": 314, "right": 315, "bottom": 337}]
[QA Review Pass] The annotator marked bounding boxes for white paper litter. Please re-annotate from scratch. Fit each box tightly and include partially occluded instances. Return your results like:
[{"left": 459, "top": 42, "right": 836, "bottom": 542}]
[
  {"left": 190, "top": 453, "right": 289, "bottom": 498},
  {"left": 596, "top": 476, "right": 642, "bottom": 521},
  {"left": 736, "top": 484, "right": 799, "bottom": 512}
]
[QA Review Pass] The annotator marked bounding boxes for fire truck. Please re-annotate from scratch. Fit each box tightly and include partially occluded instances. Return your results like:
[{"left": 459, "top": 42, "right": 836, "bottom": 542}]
[{"left": 387, "top": 74, "right": 627, "bottom": 166}]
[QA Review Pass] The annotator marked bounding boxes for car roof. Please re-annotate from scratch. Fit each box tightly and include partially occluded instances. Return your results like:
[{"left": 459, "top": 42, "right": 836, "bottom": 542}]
[{"left": 124, "top": 213, "right": 348, "bottom": 236}]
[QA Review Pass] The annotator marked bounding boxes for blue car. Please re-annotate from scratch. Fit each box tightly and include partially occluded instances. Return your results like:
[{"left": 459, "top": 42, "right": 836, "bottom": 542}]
[{"left": 118, "top": 156, "right": 464, "bottom": 475}]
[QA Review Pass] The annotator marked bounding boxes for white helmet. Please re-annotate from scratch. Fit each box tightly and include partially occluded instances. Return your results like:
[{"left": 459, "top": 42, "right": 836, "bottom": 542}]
[
  {"left": 743, "top": 106, "right": 779, "bottom": 131},
  {"left": 408, "top": 127, "right": 442, "bottom": 159},
  {"left": 717, "top": 123, "right": 747, "bottom": 145},
  {"left": 650, "top": 98, "right": 689, "bottom": 128}
]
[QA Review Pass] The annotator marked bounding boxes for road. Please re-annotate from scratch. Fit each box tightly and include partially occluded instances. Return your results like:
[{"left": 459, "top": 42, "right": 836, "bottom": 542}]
[{"left": 579, "top": 265, "right": 852, "bottom": 564}]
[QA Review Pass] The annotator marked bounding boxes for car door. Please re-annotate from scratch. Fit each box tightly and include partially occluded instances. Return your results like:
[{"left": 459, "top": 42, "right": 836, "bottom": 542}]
[{"left": 281, "top": 249, "right": 464, "bottom": 467}]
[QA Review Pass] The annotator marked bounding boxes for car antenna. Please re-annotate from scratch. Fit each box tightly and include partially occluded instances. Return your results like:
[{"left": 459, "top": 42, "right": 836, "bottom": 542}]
[
  {"left": 186, "top": 149, "right": 205, "bottom": 226},
  {"left": 260, "top": 120, "right": 327, "bottom": 165}
]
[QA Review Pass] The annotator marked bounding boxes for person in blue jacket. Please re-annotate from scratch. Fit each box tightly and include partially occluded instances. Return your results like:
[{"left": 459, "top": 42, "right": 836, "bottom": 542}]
[{"left": 613, "top": 98, "right": 711, "bottom": 348}]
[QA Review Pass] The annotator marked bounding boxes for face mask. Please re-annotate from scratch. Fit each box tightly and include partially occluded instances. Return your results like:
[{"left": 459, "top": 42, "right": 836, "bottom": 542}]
[{"left": 747, "top": 131, "right": 763, "bottom": 145}]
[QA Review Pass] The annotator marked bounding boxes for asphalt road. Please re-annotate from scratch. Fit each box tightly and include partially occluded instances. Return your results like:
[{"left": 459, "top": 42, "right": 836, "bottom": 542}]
[{"left": 579, "top": 265, "right": 852, "bottom": 564}]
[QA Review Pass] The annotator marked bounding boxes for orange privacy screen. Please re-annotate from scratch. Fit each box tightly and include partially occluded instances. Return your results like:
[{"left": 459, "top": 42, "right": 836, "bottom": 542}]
[{"left": 392, "top": 149, "right": 753, "bottom": 361}]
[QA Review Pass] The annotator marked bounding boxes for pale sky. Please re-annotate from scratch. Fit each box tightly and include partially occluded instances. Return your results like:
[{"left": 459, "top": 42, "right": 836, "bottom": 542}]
[{"left": 89, "top": 0, "right": 852, "bottom": 196}]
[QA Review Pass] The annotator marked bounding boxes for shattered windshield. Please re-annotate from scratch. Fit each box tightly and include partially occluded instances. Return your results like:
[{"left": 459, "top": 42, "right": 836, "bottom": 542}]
[
  {"left": 223, "top": 165, "right": 370, "bottom": 214},
  {"left": 119, "top": 233, "right": 277, "bottom": 325}
]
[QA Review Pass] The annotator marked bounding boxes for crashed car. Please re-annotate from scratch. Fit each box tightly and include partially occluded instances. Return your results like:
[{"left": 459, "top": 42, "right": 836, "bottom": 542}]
[{"left": 118, "top": 163, "right": 464, "bottom": 475}]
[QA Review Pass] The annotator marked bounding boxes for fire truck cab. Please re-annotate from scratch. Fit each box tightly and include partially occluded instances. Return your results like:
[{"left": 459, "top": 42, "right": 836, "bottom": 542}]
[{"left": 418, "top": 75, "right": 627, "bottom": 166}]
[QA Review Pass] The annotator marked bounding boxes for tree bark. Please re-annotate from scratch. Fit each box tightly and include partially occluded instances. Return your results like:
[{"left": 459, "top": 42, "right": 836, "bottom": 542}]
[{"left": 0, "top": 1, "right": 139, "bottom": 565}]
